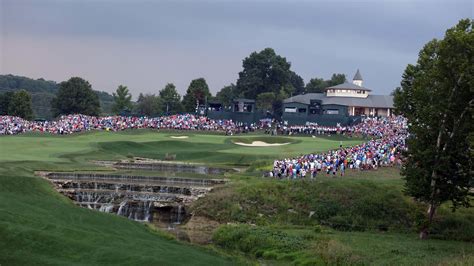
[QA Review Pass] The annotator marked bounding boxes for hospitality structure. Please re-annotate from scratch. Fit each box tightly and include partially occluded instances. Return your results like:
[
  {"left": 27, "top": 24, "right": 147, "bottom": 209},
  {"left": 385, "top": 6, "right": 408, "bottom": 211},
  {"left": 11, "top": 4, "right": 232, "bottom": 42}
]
[{"left": 281, "top": 70, "right": 394, "bottom": 124}]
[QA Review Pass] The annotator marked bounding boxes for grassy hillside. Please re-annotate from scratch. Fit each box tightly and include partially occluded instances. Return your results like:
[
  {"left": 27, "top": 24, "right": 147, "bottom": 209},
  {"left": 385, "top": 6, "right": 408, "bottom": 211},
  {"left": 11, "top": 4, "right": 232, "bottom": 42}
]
[
  {"left": 193, "top": 169, "right": 473, "bottom": 239},
  {"left": 201, "top": 168, "right": 473, "bottom": 264},
  {"left": 0, "top": 131, "right": 472, "bottom": 265},
  {"left": 0, "top": 74, "right": 114, "bottom": 119},
  {"left": 213, "top": 225, "right": 473, "bottom": 265}
]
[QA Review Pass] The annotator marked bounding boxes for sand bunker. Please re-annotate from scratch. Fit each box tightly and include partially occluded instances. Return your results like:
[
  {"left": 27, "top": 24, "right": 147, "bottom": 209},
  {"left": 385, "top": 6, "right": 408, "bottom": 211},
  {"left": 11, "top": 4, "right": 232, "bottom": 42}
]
[
  {"left": 233, "top": 141, "right": 290, "bottom": 147},
  {"left": 170, "top": 136, "right": 189, "bottom": 139}
]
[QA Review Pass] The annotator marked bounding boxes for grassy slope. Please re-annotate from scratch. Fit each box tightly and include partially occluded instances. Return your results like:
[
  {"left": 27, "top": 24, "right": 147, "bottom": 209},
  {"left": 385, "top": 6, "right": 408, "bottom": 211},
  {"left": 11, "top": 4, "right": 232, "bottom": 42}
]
[
  {"left": 205, "top": 169, "right": 473, "bottom": 265},
  {"left": 0, "top": 170, "right": 230, "bottom": 265},
  {"left": 0, "top": 131, "right": 358, "bottom": 265},
  {"left": 213, "top": 225, "right": 474, "bottom": 265}
]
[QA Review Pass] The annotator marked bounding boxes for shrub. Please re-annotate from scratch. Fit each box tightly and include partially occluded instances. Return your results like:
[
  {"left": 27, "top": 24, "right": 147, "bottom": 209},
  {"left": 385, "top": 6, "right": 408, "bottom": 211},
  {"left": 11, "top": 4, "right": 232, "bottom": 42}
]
[{"left": 213, "top": 225, "right": 307, "bottom": 259}]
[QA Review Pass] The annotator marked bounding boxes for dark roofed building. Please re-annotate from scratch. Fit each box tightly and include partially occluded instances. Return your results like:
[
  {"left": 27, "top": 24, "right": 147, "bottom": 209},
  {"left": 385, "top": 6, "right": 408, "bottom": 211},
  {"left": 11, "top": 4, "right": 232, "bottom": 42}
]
[
  {"left": 232, "top": 98, "right": 256, "bottom": 113},
  {"left": 282, "top": 70, "right": 394, "bottom": 125}
]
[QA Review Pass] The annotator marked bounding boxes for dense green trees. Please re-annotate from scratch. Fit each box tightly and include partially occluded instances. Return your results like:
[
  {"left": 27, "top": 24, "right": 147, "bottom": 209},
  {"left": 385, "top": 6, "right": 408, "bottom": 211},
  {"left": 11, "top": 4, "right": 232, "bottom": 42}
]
[
  {"left": 229, "top": 48, "right": 306, "bottom": 115},
  {"left": 0, "top": 91, "right": 14, "bottom": 115},
  {"left": 235, "top": 48, "right": 294, "bottom": 99},
  {"left": 2, "top": 50, "right": 354, "bottom": 118},
  {"left": 0, "top": 90, "right": 34, "bottom": 119},
  {"left": 135, "top": 93, "right": 163, "bottom": 117},
  {"left": 215, "top": 84, "right": 238, "bottom": 109},
  {"left": 51, "top": 77, "right": 101, "bottom": 117},
  {"left": 393, "top": 19, "right": 473, "bottom": 239},
  {"left": 182, "top": 78, "right": 212, "bottom": 112},
  {"left": 0, "top": 75, "right": 57, "bottom": 94},
  {"left": 159, "top": 83, "right": 183, "bottom": 114},
  {"left": 305, "top": 73, "right": 346, "bottom": 93},
  {"left": 8, "top": 90, "right": 34, "bottom": 120},
  {"left": 112, "top": 85, "right": 133, "bottom": 114},
  {"left": 0, "top": 75, "right": 58, "bottom": 119},
  {"left": 255, "top": 92, "right": 276, "bottom": 112},
  {"left": 0, "top": 75, "right": 114, "bottom": 119},
  {"left": 2, "top": 49, "right": 353, "bottom": 118},
  {"left": 289, "top": 71, "right": 305, "bottom": 95}
]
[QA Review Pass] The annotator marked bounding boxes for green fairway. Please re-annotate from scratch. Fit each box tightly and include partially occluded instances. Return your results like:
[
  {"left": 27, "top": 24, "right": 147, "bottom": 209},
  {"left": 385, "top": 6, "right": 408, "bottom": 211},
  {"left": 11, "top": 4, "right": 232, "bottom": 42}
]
[
  {"left": 0, "top": 131, "right": 363, "bottom": 164},
  {"left": 0, "top": 131, "right": 472, "bottom": 265}
]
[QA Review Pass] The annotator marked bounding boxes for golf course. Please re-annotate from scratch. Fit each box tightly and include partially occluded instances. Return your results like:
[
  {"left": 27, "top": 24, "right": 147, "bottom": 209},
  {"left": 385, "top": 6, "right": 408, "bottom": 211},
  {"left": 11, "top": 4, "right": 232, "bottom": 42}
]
[{"left": 0, "top": 130, "right": 472, "bottom": 265}]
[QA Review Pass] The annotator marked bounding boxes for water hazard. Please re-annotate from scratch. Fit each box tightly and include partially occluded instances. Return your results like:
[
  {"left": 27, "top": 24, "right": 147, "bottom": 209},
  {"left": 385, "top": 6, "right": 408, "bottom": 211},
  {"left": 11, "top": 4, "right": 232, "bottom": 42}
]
[{"left": 43, "top": 171, "right": 227, "bottom": 225}]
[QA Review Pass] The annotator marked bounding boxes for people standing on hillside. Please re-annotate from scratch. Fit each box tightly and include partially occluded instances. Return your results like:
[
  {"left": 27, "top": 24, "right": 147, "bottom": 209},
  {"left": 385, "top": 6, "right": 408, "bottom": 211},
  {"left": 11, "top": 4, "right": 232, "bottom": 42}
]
[{"left": 271, "top": 116, "right": 407, "bottom": 179}]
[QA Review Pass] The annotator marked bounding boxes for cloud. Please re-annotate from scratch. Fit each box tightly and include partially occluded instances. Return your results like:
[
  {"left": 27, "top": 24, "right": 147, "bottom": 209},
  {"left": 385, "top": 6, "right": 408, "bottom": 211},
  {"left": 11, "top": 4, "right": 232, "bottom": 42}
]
[{"left": 1, "top": 0, "right": 471, "bottom": 96}]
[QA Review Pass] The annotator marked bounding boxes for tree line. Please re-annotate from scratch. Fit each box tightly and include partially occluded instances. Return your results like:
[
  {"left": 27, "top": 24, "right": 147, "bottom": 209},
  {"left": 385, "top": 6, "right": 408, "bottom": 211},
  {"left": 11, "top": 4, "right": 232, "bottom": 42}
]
[
  {"left": 0, "top": 74, "right": 114, "bottom": 119},
  {"left": 0, "top": 48, "right": 347, "bottom": 120}
]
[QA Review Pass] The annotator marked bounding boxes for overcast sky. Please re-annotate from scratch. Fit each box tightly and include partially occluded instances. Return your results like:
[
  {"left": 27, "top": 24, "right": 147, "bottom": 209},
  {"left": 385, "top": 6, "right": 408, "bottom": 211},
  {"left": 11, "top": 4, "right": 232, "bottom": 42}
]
[{"left": 0, "top": 0, "right": 471, "bottom": 97}]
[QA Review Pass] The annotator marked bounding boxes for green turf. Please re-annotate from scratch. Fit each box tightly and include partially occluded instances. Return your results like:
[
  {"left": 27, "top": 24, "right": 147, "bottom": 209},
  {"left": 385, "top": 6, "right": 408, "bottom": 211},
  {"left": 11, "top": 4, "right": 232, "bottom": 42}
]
[
  {"left": 0, "top": 131, "right": 472, "bottom": 265},
  {"left": 0, "top": 131, "right": 363, "bottom": 165},
  {"left": 213, "top": 224, "right": 474, "bottom": 265},
  {"left": 0, "top": 131, "right": 360, "bottom": 265}
]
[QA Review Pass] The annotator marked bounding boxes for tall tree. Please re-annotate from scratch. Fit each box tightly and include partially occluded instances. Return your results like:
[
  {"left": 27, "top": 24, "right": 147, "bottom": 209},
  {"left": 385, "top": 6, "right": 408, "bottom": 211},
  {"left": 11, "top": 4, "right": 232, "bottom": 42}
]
[
  {"left": 289, "top": 71, "right": 305, "bottom": 95},
  {"left": 8, "top": 90, "right": 34, "bottom": 120},
  {"left": 305, "top": 78, "right": 326, "bottom": 93},
  {"left": 393, "top": 19, "right": 473, "bottom": 239},
  {"left": 215, "top": 84, "right": 237, "bottom": 108},
  {"left": 51, "top": 77, "right": 100, "bottom": 116},
  {"left": 0, "top": 91, "right": 14, "bottom": 115},
  {"left": 159, "top": 83, "right": 183, "bottom": 114},
  {"left": 235, "top": 48, "right": 293, "bottom": 99},
  {"left": 272, "top": 88, "right": 291, "bottom": 118},
  {"left": 305, "top": 73, "right": 346, "bottom": 93},
  {"left": 182, "top": 78, "right": 211, "bottom": 112},
  {"left": 327, "top": 73, "right": 346, "bottom": 87},
  {"left": 135, "top": 94, "right": 162, "bottom": 117},
  {"left": 256, "top": 92, "right": 276, "bottom": 112},
  {"left": 112, "top": 85, "right": 133, "bottom": 114}
]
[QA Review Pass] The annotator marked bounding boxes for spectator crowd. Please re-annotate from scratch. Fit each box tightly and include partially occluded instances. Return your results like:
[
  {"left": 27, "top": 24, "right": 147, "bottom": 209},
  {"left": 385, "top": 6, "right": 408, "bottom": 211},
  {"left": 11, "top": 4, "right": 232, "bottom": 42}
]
[
  {"left": 1, "top": 114, "right": 408, "bottom": 177},
  {"left": 270, "top": 116, "right": 408, "bottom": 179},
  {"left": 0, "top": 114, "right": 262, "bottom": 135}
]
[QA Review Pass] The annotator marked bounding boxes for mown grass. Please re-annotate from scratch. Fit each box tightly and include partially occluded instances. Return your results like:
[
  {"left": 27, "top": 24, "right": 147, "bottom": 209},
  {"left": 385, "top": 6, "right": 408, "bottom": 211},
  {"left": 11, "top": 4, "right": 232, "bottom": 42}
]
[{"left": 0, "top": 131, "right": 472, "bottom": 265}]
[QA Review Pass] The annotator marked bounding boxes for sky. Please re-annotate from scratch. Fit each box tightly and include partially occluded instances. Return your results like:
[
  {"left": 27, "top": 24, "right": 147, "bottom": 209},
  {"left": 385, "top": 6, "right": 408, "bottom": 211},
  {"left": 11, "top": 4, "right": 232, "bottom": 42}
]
[{"left": 0, "top": 0, "right": 472, "bottom": 97}]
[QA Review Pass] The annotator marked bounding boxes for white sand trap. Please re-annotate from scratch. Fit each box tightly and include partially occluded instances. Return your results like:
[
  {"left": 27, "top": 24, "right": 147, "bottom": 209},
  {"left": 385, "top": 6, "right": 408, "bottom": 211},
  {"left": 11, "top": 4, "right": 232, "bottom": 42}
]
[
  {"left": 233, "top": 141, "right": 290, "bottom": 147},
  {"left": 170, "top": 136, "right": 189, "bottom": 139}
]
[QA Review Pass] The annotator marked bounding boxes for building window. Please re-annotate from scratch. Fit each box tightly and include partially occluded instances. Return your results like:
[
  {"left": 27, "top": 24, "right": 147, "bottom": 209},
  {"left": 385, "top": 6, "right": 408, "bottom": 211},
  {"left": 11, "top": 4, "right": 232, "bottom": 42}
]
[
  {"left": 285, "top": 107, "right": 297, "bottom": 113},
  {"left": 298, "top": 108, "right": 306, "bottom": 113},
  {"left": 326, "top": 109, "right": 339, "bottom": 115}
]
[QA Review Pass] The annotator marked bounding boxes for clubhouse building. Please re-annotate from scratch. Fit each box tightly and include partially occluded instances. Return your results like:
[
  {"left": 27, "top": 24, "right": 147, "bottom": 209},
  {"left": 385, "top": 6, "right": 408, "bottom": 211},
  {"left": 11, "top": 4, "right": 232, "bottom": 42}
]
[{"left": 281, "top": 70, "right": 394, "bottom": 124}]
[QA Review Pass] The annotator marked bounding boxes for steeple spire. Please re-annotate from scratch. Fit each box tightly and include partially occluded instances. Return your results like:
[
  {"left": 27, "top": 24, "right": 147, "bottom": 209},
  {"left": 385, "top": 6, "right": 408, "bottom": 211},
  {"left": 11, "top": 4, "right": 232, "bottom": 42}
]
[
  {"left": 353, "top": 69, "right": 363, "bottom": 81},
  {"left": 352, "top": 69, "right": 363, "bottom": 86}
]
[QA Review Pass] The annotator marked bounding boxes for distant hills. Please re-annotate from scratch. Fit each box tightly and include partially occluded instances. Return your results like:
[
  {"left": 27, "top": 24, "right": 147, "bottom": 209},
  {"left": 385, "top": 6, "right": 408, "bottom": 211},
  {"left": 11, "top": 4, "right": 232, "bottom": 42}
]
[{"left": 0, "top": 74, "right": 114, "bottom": 119}]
